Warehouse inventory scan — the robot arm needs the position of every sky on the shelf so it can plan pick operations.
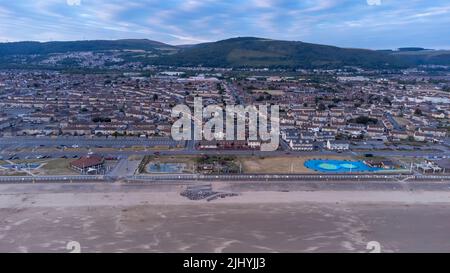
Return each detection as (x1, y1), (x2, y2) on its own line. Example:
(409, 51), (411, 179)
(0, 0), (449, 49)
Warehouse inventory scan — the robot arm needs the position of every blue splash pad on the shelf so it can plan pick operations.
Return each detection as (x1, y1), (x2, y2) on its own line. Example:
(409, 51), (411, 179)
(305, 160), (381, 173)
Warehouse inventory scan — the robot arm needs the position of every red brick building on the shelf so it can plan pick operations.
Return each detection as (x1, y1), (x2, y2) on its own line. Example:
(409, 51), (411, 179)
(70, 155), (105, 174)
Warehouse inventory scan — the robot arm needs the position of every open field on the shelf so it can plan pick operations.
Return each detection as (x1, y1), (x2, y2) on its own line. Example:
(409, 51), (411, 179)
(0, 171), (29, 176)
(141, 155), (408, 175)
(394, 157), (425, 164)
(128, 155), (144, 161)
(97, 146), (182, 152)
(64, 148), (89, 152)
(6, 159), (45, 164)
(38, 159), (78, 175)
(143, 155), (343, 175)
(18, 147), (63, 153)
(0, 158), (78, 176)
(355, 155), (387, 161)
(238, 155), (352, 174)
(393, 116), (412, 127)
(253, 89), (285, 96)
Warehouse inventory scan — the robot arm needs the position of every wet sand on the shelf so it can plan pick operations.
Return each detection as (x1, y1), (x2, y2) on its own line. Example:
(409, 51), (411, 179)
(2, 203), (450, 253)
(1, 183), (450, 253)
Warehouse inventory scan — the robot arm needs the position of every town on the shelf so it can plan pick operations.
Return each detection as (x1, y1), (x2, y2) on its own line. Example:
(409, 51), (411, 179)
(3, 0), (450, 255)
(0, 66), (449, 182)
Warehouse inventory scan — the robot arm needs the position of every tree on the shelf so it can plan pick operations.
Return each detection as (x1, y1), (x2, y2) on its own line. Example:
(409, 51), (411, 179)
(92, 117), (111, 123)
(317, 103), (326, 111)
(256, 95), (265, 102)
(352, 116), (378, 125)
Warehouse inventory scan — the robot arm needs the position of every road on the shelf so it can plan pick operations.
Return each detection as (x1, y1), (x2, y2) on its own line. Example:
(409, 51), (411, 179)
(0, 136), (184, 149)
(386, 113), (404, 131)
(1, 147), (447, 160)
(1, 136), (448, 159)
(107, 157), (141, 179)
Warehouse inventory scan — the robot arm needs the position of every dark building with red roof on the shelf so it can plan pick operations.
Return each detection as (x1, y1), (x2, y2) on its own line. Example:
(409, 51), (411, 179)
(70, 155), (105, 174)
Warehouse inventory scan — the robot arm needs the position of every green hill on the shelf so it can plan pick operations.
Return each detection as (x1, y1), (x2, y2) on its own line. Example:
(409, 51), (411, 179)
(392, 49), (450, 66)
(1, 37), (449, 69)
(154, 37), (407, 69)
(0, 39), (176, 55)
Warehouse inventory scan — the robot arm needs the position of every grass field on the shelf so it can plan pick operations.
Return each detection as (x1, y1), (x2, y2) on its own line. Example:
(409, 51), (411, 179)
(393, 116), (411, 127)
(237, 155), (353, 174)
(253, 89), (285, 96)
(95, 146), (176, 153)
(143, 155), (356, 174)
(8, 159), (44, 164)
(128, 155), (144, 161)
(39, 159), (78, 175)
(0, 171), (29, 176)
(355, 155), (387, 161)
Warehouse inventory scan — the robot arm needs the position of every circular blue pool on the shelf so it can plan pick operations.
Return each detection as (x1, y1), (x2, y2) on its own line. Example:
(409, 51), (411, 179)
(305, 160), (381, 173)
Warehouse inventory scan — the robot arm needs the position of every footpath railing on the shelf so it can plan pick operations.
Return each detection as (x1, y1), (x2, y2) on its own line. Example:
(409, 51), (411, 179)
(0, 175), (106, 183)
(127, 174), (450, 182)
(1, 174), (449, 184)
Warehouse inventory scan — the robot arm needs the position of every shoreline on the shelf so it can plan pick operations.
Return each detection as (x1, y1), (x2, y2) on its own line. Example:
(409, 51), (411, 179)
(3, 185), (450, 252)
(2, 190), (450, 208)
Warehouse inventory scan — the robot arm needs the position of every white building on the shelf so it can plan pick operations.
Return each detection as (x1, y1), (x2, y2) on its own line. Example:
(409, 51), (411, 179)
(289, 139), (314, 151)
(326, 140), (349, 151)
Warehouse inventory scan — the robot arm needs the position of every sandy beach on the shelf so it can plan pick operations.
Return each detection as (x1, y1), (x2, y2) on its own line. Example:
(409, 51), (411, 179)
(2, 190), (450, 208)
(2, 183), (450, 253)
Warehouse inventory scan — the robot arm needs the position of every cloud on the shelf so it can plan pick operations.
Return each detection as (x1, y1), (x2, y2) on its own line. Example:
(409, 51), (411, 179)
(302, 0), (339, 12)
(0, 0), (449, 49)
(411, 6), (450, 18)
(180, 0), (206, 11)
(366, 0), (381, 6)
(168, 34), (210, 44)
(252, 0), (275, 9)
(67, 0), (81, 6)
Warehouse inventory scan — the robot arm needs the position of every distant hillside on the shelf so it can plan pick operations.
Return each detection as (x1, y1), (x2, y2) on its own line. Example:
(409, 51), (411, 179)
(1, 37), (449, 69)
(154, 37), (407, 69)
(398, 47), (429, 52)
(392, 49), (450, 66)
(0, 39), (176, 55)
